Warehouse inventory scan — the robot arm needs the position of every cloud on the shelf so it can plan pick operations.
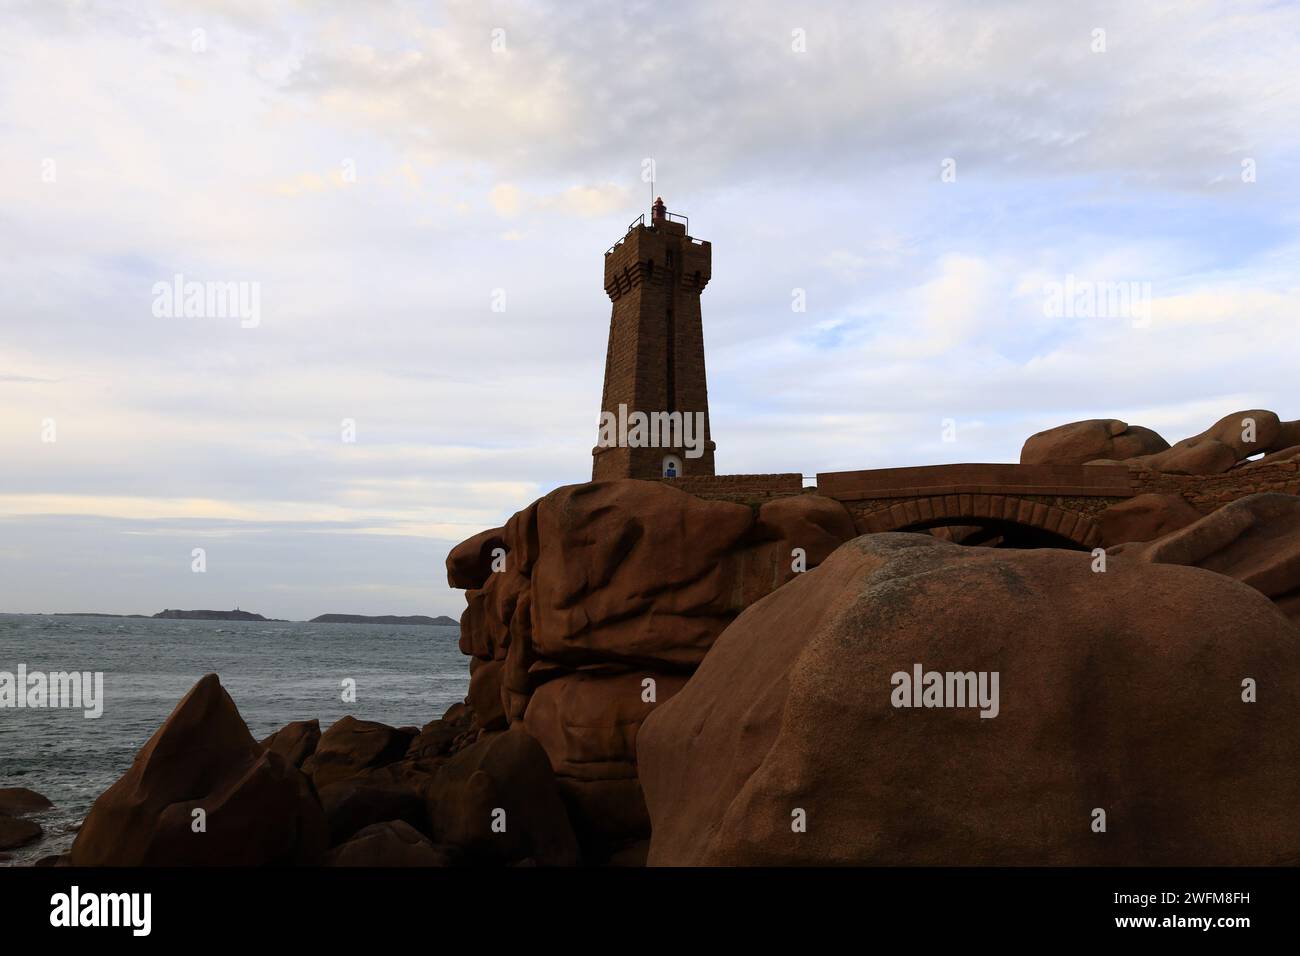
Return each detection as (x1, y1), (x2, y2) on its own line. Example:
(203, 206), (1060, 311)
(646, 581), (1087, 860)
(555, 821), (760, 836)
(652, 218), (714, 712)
(489, 183), (521, 216)
(1, 0), (1298, 616)
(489, 181), (628, 218)
(194, 0), (1300, 192)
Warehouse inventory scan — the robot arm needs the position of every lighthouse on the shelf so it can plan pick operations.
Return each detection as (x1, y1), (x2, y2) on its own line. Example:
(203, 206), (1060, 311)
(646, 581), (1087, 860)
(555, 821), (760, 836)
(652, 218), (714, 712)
(592, 198), (717, 480)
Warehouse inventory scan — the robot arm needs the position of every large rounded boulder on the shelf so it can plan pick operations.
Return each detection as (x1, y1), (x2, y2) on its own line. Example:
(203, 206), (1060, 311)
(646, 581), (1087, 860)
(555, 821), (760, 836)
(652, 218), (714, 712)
(1020, 419), (1168, 466)
(639, 534), (1300, 866)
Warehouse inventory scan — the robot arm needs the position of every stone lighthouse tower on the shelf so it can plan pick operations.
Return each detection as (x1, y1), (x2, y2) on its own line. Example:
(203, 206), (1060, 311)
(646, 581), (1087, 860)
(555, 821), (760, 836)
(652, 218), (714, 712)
(592, 198), (716, 480)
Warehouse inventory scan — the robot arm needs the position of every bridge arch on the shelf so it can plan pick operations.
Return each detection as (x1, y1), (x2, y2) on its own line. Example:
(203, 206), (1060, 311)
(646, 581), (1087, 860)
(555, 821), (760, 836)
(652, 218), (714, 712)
(856, 493), (1102, 550)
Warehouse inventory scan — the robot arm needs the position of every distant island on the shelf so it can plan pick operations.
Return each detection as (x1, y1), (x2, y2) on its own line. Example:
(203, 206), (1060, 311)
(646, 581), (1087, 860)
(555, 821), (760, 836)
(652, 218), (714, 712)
(52, 612), (149, 619)
(310, 614), (459, 626)
(37, 609), (458, 626)
(153, 608), (289, 622)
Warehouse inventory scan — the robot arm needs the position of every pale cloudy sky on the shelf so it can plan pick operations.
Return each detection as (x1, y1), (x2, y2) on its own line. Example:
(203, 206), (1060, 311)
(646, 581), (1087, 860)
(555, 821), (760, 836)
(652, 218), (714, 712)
(1, 0), (1298, 618)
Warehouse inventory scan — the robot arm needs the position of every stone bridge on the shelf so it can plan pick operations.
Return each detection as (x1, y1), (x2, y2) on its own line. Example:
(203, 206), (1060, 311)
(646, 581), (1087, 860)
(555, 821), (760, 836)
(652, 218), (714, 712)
(815, 463), (1136, 550)
(672, 455), (1300, 551)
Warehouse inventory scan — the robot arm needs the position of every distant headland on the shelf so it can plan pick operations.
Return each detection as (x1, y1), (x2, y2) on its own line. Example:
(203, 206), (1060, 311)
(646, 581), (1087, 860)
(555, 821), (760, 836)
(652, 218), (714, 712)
(309, 614), (458, 626)
(44, 609), (459, 626)
(51, 612), (150, 619)
(153, 608), (286, 622)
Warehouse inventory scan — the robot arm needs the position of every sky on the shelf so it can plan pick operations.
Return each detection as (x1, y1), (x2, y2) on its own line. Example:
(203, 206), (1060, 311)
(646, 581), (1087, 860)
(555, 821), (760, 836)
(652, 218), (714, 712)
(1, 0), (1299, 619)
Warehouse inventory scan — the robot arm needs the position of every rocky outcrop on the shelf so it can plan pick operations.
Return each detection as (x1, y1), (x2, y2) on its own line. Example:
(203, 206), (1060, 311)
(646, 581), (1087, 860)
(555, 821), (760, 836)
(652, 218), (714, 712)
(66, 674), (584, 866)
(296, 702), (578, 866)
(1249, 443), (1300, 467)
(1021, 419), (1168, 466)
(1271, 420), (1300, 453)
(467, 658), (508, 731)
(451, 480), (855, 673)
(446, 527), (507, 590)
(639, 534), (1300, 865)
(325, 821), (458, 867)
(1126, 410), (1287, 474)
(260, 719), (321, 768)
(0, 788), (52, 816)
(446, 480), (857, 849)
(425, 728), (578, 866)
(405, 702), (476, 760)
(1111, 493), (1300, 625)
(1097, 492), (1202, 546)
(318, 781), (430, 844)
(0, 787), (53, 852)
(68, 443), (1300, 869)
(1132, 439), (1239, 475)
(522, 669), (689, 851)
(1025, 410), (1300, 475)
(70, 674), (329, 866)
(302, 717), (416, 789)
(0, 814), (42, 850)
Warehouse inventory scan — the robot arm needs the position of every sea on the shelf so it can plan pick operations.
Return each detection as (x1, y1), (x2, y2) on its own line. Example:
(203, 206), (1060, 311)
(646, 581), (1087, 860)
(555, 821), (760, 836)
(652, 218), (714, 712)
(0, 613), (468, 866)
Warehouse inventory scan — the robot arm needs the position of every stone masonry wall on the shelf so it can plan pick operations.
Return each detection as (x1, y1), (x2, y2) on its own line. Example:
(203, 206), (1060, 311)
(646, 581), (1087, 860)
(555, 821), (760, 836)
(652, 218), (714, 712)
(1131, 459), (1300, 514)
(661, 473), (804, 503)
